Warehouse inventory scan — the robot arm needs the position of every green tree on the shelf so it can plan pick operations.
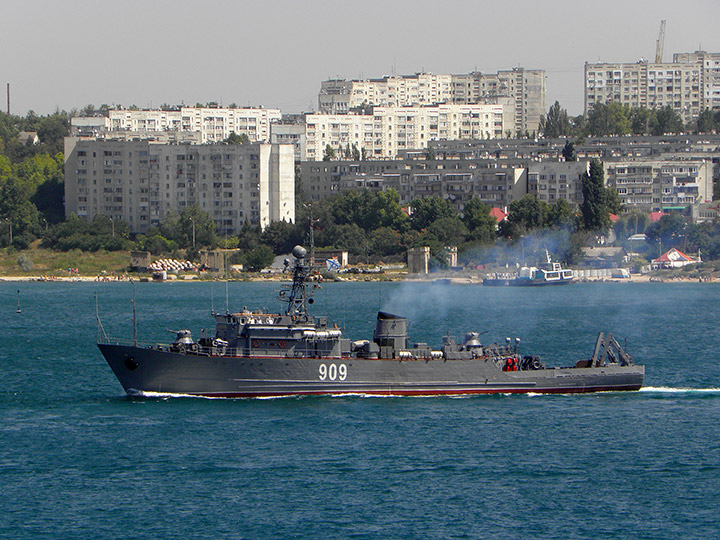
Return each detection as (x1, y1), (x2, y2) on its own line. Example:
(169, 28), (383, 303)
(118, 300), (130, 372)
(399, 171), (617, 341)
(545, 199), (575, 229)
(613, 211), (649, 241)
(368, 226), (404, 256)
(322, 144), (336, 161)
(426, 217), (468, 246)
(330, 189), (407, 232)
(586, 102), (631, 136)
(461, 197), (496, 243)
(410, 196), (456, 231)
(630, 107), (653, 135)
(539, 101), (572, 138)
(223, 132), (250, 144)
(260, 220), (303, 254)
(324, 223), (366, 255)
(236, 220), (261, 252)
(651, 106), (684, 135)
(696, 109), (716, 134)
(561, 140), (577, 162)
(243, 245), (275, 271)
(645, 213), (686, 250)
(179, 205), (217, 249)
(136, 234), (176, 255)
(501, 195), (548, 238)
(36, 114), (70, 155)
(0, 176), (41, 247)
(571, 114), (588, 138)
(158, 206), (216, 249)
(579, 159), (619, 231)
(0, 112), (19, 150)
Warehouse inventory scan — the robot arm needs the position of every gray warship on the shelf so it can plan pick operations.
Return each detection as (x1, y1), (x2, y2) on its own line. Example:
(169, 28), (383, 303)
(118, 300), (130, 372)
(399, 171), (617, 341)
(98, 246), (644, 397)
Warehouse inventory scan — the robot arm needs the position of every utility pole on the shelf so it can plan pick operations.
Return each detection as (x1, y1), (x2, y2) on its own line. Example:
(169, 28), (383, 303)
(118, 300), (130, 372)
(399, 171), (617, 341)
(6, 83), (9, 114)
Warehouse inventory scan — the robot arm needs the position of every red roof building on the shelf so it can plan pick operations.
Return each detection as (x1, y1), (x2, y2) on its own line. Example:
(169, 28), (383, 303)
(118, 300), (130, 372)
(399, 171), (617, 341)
(648, 211), (668, 223)
(652, 248), (700, 268)
(490, 207), (507, 223)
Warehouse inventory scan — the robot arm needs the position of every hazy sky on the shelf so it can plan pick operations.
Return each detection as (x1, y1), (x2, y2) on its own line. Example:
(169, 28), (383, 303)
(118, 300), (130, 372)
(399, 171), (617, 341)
(3, 0), (719, 117)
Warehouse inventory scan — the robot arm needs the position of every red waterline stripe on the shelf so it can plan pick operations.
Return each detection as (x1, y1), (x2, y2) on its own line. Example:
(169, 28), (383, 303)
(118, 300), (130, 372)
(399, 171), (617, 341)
(174, 384), (643, 399)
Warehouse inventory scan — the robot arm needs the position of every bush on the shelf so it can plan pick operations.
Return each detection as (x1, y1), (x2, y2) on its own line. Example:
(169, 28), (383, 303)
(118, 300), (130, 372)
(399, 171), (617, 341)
(244, 245), (275, 272)
(17, 253), (32, 272)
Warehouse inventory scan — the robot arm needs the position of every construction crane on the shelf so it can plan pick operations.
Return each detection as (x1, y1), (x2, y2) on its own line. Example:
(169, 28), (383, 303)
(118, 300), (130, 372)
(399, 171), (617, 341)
(655, 20), (666, 63)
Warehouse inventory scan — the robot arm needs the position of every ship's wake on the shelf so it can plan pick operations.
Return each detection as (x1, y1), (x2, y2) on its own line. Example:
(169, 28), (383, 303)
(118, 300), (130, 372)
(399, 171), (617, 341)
(640, 386), (720, 394)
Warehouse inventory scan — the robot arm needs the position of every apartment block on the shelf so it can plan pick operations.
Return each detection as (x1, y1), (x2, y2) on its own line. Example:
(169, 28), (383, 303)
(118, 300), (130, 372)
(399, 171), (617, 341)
(605, 159), (713, 213)
(319, 69), (545, 134)
(71, 107), (282, 144)
(319, 73), (454, 113)
(305, 103), (506, 160)
(527, 162), (589, 208)
(584, 51), (720, 123)
(270, 122), (306, 161)
(451, 69), (546, 134)
(300, 158), (527, 211)
(64, 138), (294, 235)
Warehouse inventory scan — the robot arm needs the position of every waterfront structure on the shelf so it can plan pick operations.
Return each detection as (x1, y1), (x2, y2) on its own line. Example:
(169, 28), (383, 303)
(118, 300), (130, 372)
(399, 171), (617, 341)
(64, 138), (294, 234)
(71, 107), (282, 143)
(305, 103), (506, 160)
(584, 51), (720, 122)
(319, 68), (545, 134)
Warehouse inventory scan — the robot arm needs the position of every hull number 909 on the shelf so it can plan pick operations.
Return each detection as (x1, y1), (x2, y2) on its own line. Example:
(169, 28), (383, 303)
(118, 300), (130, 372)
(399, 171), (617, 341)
(319, 363), (347, 381)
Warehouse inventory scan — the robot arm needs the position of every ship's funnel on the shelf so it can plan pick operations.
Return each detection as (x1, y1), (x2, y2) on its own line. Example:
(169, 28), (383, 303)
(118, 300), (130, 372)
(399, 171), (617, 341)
(374, 312), (408, 352)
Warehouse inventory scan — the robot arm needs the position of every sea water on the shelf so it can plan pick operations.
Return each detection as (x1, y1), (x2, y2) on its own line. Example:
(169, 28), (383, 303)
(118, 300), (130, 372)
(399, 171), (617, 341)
(1, 280), (719, 539)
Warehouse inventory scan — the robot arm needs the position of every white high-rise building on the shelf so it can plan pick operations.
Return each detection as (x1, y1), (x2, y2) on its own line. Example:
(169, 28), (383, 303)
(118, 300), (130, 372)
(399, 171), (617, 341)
(584, 51), (720, 122)
(64, 138), (294, 234)
(305, 103), (507, 160)
(319, 68), (545, 134)
(102, 106), (282, 143)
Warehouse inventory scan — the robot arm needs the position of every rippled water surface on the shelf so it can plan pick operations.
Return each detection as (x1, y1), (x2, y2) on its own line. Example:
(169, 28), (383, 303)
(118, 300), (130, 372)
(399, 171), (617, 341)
(2, 281), (719, 539)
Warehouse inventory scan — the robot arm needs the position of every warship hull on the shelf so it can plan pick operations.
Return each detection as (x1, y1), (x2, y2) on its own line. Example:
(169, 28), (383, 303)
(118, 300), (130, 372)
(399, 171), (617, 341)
(98, 343), (644, 398)
(97, 246), (643, 398)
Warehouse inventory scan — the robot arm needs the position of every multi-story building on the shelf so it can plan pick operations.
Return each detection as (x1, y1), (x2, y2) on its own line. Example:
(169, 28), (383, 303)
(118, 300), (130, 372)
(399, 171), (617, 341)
(672, 51), (720, 111)
(319, 73), (454, 113)
(301, 141), (717, 218)
(270, 122), (306, 161)
(319, 69), (545, 134)
(584, 51), (720, 123)
(71, 107), (282, 143)
(527, 162), (589, 208)
(64, 138), (294, 235)
(605, 158), (713, 213)
(300, 158), (527, 211)
(451, 68), (546, 134)
(305, 103), (506, 160)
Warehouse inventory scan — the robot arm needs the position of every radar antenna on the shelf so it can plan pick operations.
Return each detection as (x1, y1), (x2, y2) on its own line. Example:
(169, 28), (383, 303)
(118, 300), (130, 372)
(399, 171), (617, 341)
(279, 246), (314, 320)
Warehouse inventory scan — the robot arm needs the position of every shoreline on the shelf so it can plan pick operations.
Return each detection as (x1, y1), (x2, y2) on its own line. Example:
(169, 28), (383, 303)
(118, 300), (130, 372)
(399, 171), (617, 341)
(1, 273), (716, 284)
